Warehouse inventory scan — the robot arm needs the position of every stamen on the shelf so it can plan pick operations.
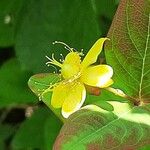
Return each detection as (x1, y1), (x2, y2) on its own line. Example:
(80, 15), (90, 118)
(61, 72), (81, 85)
(46, 55), (53, 61)
(46, 63), (58, 73)
(45, 54), (62, 68)
(79, 49), (84, 56)
(64, 46), (70, 51)
(60, 53), (64, 62)
(51, 53), (55, 60)
(52, 41), (73, 52)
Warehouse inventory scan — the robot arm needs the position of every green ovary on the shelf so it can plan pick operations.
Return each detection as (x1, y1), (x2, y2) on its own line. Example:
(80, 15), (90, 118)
(61, 63), (80, 79)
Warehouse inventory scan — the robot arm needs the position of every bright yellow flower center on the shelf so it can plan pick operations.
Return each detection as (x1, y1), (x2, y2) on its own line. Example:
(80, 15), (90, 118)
(61, 52), (81, 79)
(61, 63), (80, 79)
(46, 47), (82, 80)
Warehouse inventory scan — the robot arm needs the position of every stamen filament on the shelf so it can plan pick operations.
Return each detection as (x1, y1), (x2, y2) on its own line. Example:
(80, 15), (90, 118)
(46, 55), (62, 68)
(52, 41), (73, 52)
(46, 55), (53, 61)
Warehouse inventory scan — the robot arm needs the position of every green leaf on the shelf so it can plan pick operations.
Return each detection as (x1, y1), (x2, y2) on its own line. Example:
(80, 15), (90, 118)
(115, 0), (120, 5)
(28, 73), (64, 122)
(0, 124), (16, 139)
(11, 107), (62, 150)
(54, 104), (150, 150)
(105, 0), (150, 103)
(28, 73), (61, 96)
(94, 0), (117, 19)
(15, 0), (100, 73)
(0, 0), (24, 47)
(139, 145), (150, 150)
(0, 124), (16, 150)
(44, 113), (62, 150)
(94, 0), (118, 36)
(0, 58), (36, 107)
(0, 141), (4, 150)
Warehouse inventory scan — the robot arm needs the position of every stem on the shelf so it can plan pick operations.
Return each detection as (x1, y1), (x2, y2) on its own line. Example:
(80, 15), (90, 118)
(105, 87), (140, 106)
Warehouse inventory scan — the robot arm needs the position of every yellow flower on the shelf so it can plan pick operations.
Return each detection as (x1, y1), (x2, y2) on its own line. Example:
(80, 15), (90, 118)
(46, 38), (113, 118)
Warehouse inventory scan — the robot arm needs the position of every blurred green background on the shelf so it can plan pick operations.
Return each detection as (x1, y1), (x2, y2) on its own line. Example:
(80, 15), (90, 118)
(2, 0), (149, 150)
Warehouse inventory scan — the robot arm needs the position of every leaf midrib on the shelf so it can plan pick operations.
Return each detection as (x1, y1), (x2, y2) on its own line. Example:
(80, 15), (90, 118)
(126, 0), (150, 100)
(139, 14), (150, 100)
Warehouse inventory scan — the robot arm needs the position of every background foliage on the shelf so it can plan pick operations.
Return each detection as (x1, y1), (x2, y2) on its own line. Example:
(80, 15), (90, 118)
(0, 0), (149, 149)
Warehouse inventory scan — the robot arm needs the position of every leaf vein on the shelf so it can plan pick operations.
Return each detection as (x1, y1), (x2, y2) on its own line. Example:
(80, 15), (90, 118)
(69, 108), (135, 150)
(126, 1), (143, 58)
(139, 13), (150, 100)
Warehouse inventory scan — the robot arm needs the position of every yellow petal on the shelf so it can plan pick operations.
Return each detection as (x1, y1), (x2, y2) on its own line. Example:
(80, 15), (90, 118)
(51, 82), (70, 108)
(61, 52), (81, 79)
(80, 65), (113, 88)
(63, 52), (81, 65)
(101, 79), (114, 88)
(62, 82), (86, 118)
(81, 38), (109, 69)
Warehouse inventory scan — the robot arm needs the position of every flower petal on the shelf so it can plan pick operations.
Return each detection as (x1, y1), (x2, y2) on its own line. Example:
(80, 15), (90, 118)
(63, 52), (81, 65)
(101, 79), (114, 88)
(62, 82), (86, 118)
(61, 52), (81, 79)
(81, 38), (109, 69)
(51, 82), (70, 108)
(80, 65), (113, 88)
